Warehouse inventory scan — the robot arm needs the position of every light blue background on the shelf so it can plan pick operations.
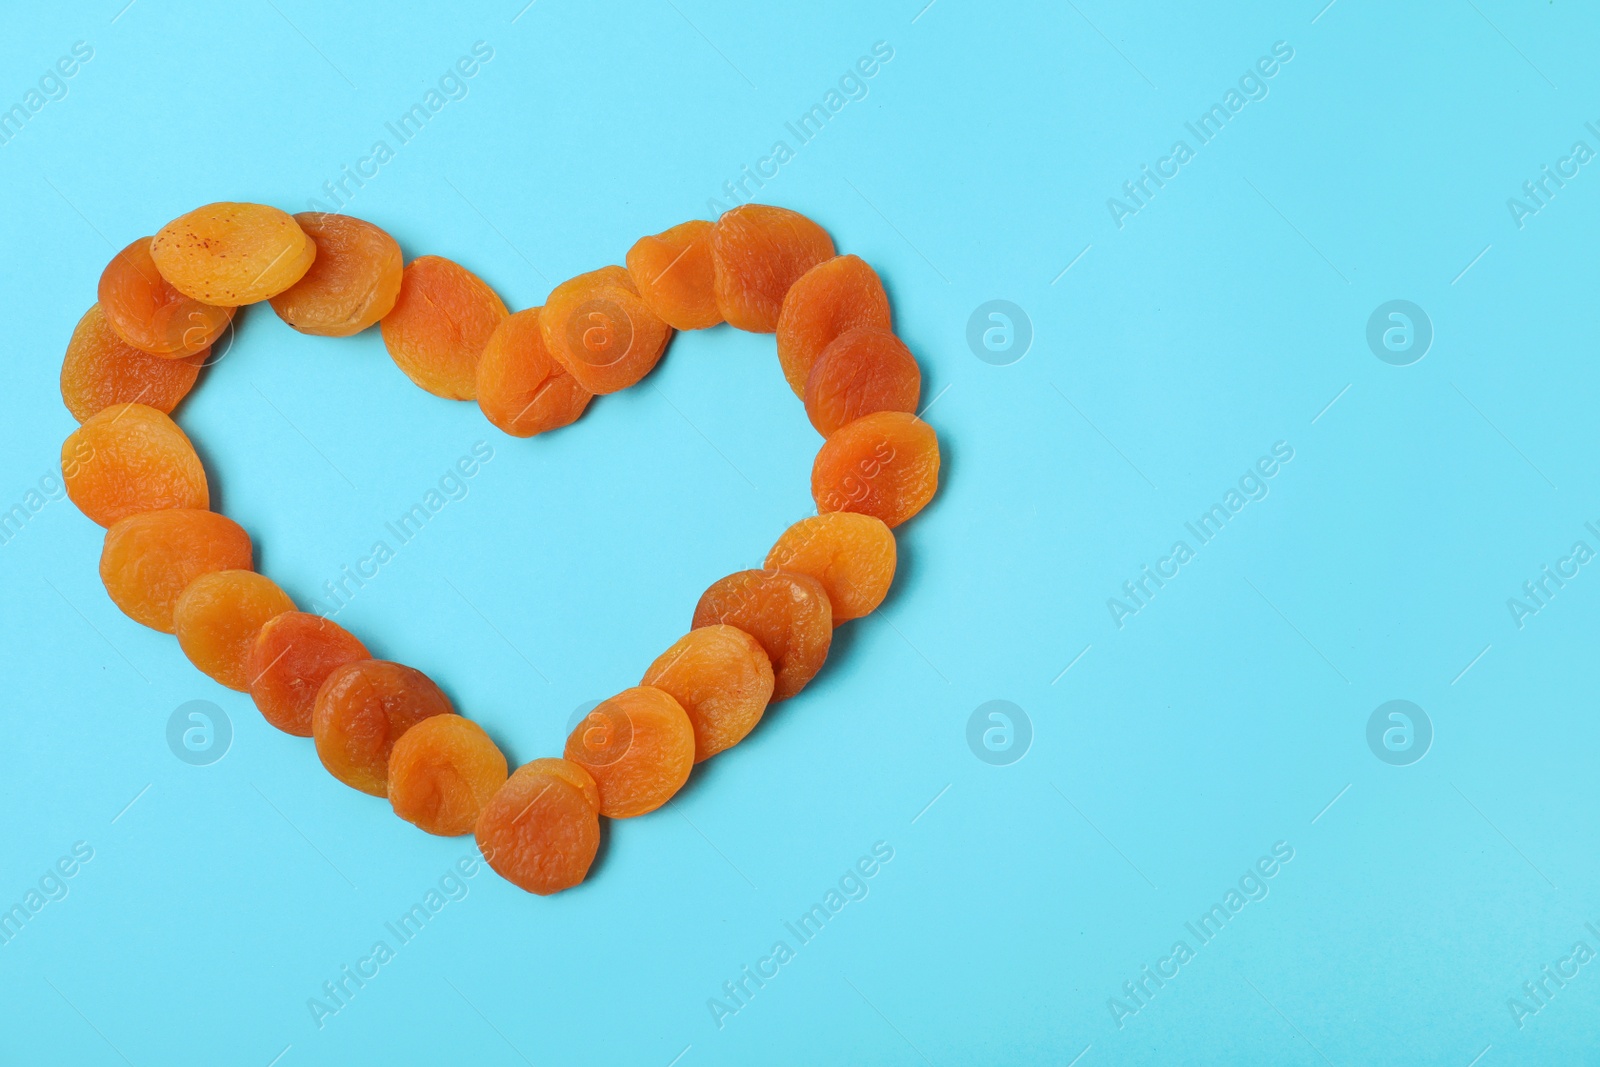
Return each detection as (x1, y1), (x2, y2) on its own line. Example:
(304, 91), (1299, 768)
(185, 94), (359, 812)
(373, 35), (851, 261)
(2, 1), (1597, 1063)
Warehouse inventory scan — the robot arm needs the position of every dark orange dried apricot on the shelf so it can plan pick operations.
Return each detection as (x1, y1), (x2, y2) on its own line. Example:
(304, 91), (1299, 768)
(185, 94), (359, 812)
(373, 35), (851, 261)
(563, 686), (694, 818)
(99, 509), (253, 633)
(173, 570), (295, 691)
(312, 660), (453, 797)
(691, 570), (832, 701)
(775, 255), (890, 396)
(98, 237), (234, 358)
(389, 715), (509, 836)
(380, 255), (509, 400)
(476, 758), (601, 895)
(626, 220), (721, 331)
(642, 625), (774, 762)
(270, 213), (403, 336)
(62, 403), (209, 527)
(248, 612), (371, 737)
(539, 266), (672, 395)
(710, 205), (835, 332)
(804, 326), (921, 436)
(812, 411), (939, 528)
(61, 304), (203, 423)
(765, 512), (896, 623)
(476, 307), (593, 436)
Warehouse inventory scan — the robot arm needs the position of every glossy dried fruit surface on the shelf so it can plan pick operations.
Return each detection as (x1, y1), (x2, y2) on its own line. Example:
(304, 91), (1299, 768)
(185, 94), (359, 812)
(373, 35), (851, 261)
(775, 255), (890, 396)
(380, 255), (508, 400)
(476, 758), (601, 896)
(269, 213), (403, 336)
(626, 220), (721, 331)
(61, 304), (203, 423)
(389, 714), (509, 836)
(174, 570), (294, 691)
(711, 205), (835, 332)
(563, 686), (694, 818)
(248, 612), (370, 737)
(765, 512), (896, 623)
(692, 570), (832, 701)
(476, 307), (593, 436)
(98, 237), (234, 357)
(812, 411), (940, 528)
(151, 202), (315, 304)
(539, 265), (672, 395)
(313, 660), (454, 797)
(642, 625), (774, 762)
(62, 403), (208, 527)
(804, 326), (921, 436)
(100, 509), (252, 633)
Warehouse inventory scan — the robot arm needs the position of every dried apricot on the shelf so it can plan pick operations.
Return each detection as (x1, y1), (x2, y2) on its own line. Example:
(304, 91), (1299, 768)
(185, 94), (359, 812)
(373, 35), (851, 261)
(98, 237), (234, 358)
(625, 220), (721, 331)
(476, 758), (601, 895)
(775, 255), (890, 396)
(62, 403), (208, 527)
(539, 266), (672, 395)
(711, 205), (835, 332)
(804, 326), (921, 436)
(563, 686), (694, 818)
(248, 612), (370, 737)
(269, 213), (403, 336)
(389, 715), (509, 836)
(150, 202), (315, 304)
(60, 304), (203, 423)
(476, 307), (593, 436)
(380, 255), (508, 400)
(765, 513), (896, 623)
(173, 570), (295, 691)
(641, 625), (773, 762)
(692, 570), (832, 701)
(812, 411), (939, 528)
(100, 509), (252, 632)
(313, 660), (453, 796)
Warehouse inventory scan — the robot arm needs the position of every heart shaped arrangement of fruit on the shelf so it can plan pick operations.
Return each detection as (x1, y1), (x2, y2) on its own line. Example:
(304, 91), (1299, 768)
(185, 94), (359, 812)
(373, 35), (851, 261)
(58, 201), (940, 895)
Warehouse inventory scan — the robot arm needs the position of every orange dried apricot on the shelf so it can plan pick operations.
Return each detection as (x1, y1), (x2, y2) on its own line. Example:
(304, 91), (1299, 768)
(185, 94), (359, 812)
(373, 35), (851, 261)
(388, 714), (509, 836)
(100, 509), (252, 632)
(379, 255), (508, 400)
(476, 757), (600, 895)
(625, 220), (721, 331)
(98, 237), (234, 358)
(642, 625), (773, 762)
(150, 202), (315, 304)
(539, 265), (672, 395)
(60, 304), (203, 423)
(313, 660), (453, 796)
(804, 326), (921, 436)
(812, 410), (939, 528)
(248, 612), (370, 737)
(476, 307), (593, 436)
(775, 255), (890, 396)
(173, 570), (295, 691)
(692, 570), (832, 701)
(711, 205), (835, 332)
(62, 403), (208, 527)
(269, 213), (403, 336)
(563, 686), (694, 818)
(765, 512), (896, 623)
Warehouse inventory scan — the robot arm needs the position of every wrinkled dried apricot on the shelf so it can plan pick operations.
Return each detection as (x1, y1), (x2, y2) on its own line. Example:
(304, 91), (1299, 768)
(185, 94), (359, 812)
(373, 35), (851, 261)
(380, 255), (508, 400)
(151, 202), (315, 305)
(269, 213), (403, 336)
(173, 570), (295, 691)
(389, 714), (509, 836)
(692, 570), (832, 701)
(98, 237), (234, 358)
(711, 205), (835, 332)
(100, 509), (252, 632)
(642, 625), (773, 762)
(248, 612), (370, 737)
(564, 686), (694, 818)
(626, 220), (721, 331)
(313, 660), (453, 796)
(804, 326), (921, 436)
(765, 513), (896, 623)
(476, 307), (593, 436)
(476, 758), (600, 895)
(775, 255), (890, 396)
(539, 266), (672, 395)
(62, 403), (209, 527)
(61, 304), (203, 423)
(812, 411), (939, 528)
